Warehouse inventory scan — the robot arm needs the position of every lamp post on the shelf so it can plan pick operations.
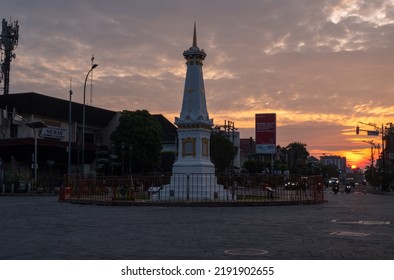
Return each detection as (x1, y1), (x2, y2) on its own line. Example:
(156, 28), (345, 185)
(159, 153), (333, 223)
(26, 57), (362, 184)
(13, 114), (46, 186)
(121, 142), (125, 175)
(68, 86), (73, 180)
(129, 145), (133, 175)
(81, 63), (98, 176)
(33, 127), (37, 183)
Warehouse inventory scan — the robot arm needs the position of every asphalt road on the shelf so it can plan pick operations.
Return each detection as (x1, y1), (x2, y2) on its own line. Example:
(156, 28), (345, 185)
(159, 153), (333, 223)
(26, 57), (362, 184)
(0, 188), (393, 260)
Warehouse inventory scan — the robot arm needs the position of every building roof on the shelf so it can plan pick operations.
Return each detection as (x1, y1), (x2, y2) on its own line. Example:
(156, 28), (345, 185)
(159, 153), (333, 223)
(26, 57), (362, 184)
(307, 156), (320, 164)
(1, 92), (177, 143)
(152, 114), (177, 143)
(0, 92), (117, 126)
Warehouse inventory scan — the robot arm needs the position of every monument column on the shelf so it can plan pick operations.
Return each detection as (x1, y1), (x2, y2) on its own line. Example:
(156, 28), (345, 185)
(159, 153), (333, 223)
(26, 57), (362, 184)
(172, 22), (215, 174)
(156, 23), (229, 201)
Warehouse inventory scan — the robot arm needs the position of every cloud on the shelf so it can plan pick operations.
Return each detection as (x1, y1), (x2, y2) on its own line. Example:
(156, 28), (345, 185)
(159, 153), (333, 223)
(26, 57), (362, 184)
(3, 0), (394, 168)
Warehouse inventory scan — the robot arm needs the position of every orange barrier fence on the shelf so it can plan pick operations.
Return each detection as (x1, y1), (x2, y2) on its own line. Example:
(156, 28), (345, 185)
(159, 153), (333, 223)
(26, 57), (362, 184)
(60, 173), (324, 206)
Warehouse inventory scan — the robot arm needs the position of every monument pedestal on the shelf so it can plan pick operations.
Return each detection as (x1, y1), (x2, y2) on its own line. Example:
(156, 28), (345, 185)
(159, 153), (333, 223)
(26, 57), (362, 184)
(154, 160), (229, 201)
(155, 174), (229, 201)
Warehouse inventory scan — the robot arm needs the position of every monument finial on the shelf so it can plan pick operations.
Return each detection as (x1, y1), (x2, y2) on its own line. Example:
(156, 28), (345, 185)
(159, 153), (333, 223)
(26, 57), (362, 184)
(193, 21), (197, 47)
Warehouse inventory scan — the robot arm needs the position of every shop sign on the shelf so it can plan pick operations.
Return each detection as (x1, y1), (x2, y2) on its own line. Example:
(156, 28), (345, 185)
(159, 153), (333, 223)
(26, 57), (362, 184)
(40, 126), (67, 139)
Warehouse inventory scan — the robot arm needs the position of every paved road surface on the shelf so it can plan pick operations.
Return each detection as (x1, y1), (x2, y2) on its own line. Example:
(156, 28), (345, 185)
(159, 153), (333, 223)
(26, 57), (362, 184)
(0, 189), (393, 259)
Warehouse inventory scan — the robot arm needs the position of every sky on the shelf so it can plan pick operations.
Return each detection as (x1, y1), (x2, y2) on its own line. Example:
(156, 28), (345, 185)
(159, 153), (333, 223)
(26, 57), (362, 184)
(2, 0), (394, 169)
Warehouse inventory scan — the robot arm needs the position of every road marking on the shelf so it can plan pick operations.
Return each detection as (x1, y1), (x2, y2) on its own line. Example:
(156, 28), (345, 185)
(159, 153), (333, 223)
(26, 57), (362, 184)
(330, 231), (370, 237)
(224, 248), (269, 256)
(331, 220), (390, 225)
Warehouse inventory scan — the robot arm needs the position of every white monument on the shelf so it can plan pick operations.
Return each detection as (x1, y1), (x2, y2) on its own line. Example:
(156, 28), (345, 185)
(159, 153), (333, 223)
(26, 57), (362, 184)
(154, 24), (229, 201)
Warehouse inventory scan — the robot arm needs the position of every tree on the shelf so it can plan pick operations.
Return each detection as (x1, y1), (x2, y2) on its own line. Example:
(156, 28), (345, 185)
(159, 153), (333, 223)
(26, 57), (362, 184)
(242, 159), (267, 174)
(365, 164), (392, 191)
(321, 164), (339, 179)
(286, 142), (309, 174)
(210, 132), (238, 172)
(275, 145), (289, 170)
(111, 110), (162, 173)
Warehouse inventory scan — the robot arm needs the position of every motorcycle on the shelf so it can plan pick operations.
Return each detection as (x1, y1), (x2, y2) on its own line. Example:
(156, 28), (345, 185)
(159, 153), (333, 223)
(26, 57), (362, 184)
(345, 184), (352, 194)
(332, 183), (339, 194)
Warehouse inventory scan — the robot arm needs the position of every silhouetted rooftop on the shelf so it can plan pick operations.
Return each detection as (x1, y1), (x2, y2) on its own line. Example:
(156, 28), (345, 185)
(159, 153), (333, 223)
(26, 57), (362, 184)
(0, 92), (117, 126)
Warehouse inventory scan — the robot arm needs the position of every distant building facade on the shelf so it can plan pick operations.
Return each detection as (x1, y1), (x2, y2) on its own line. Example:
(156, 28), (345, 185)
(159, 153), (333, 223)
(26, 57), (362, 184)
(239, 137), (256, 168)
(0, 92), (176, 191)
(320, 155), (346, 174)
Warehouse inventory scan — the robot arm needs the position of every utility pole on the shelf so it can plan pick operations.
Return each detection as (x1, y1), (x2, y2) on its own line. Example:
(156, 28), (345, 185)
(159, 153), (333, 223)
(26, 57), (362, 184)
(90, 55), (95, 105)
(68, 79), (73, 180)
(214, 120), (238, 173)
(357, 121), (384, 168)
(363, 140), (380, 180)
(226, 120), (236, 172)
(357, 121), (394, 190)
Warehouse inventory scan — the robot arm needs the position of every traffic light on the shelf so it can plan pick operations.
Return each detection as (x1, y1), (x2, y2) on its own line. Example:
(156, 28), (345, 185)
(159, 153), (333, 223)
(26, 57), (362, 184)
(356, 125), (360, 135)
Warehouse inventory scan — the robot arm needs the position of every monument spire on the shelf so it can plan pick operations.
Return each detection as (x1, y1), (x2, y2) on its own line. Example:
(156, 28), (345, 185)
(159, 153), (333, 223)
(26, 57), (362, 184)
(176, 23), (212, 128)
(193, 21), (197, 47)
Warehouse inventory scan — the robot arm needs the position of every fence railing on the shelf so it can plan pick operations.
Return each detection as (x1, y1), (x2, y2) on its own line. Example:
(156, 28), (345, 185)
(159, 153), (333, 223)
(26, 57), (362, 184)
(59, 173), (324, 206)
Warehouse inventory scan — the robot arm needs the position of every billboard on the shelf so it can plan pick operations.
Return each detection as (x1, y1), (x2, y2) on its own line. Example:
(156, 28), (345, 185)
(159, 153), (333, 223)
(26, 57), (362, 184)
(255, 113), (276, 154)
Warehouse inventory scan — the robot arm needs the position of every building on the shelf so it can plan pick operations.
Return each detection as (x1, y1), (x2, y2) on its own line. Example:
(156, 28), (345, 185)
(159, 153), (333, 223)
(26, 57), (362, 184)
(0, 92), (176, 191)
(239, 137), (256, 168)
(320, 155), (346, 175)
(307, 156), (320, 166)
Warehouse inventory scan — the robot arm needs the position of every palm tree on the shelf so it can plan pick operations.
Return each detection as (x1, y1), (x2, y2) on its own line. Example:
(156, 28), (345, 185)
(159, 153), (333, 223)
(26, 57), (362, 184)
(286, 142), (309, 173)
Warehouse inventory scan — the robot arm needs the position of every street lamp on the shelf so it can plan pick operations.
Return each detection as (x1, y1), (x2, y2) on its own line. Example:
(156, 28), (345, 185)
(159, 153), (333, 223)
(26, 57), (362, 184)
(81, 63), (98, 176)
(68, 86), (73, 180)
(13, 114), (46, 186)
(129, 145), (133, 175)
(121, 142), (125, 175)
